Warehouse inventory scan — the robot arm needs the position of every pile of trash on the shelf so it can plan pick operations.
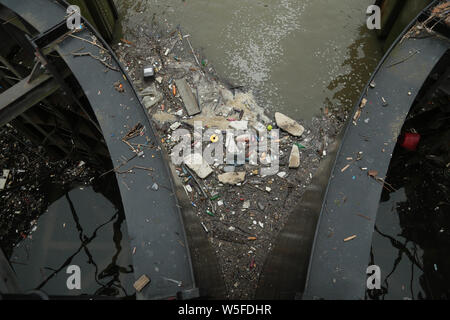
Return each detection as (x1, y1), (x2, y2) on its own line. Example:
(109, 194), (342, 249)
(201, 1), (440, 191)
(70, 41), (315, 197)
(114, 25), (339, 299)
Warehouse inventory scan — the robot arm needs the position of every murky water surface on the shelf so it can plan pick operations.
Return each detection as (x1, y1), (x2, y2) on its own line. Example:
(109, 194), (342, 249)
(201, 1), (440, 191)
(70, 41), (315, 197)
(368, 86), (450, 300)
(370, 184), (450, 300)
(10, 186), (134, 298)
(115, 0), (383, 120)
(370, 188), (426, 299)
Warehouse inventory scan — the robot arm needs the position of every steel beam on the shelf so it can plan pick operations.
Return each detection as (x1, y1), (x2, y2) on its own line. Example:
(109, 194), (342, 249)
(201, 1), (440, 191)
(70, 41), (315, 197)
(0, 73), (60, 127)
(0, 73), (62, 127)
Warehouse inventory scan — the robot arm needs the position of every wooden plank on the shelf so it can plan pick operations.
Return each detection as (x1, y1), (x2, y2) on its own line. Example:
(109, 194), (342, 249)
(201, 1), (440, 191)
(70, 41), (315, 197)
(134, 274), (151, 292)
(175, 78), (201, 116)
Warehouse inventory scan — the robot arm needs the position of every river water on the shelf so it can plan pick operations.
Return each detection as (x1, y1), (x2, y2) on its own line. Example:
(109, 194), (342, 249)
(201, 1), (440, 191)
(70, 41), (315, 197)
(115, 0), (383, 121)
(10, 186), (135, 298)
(4, 0), (446, 300)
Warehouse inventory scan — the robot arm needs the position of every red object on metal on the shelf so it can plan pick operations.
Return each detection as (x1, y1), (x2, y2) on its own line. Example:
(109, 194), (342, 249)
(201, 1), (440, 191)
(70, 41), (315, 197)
(400, 132), (421, 151)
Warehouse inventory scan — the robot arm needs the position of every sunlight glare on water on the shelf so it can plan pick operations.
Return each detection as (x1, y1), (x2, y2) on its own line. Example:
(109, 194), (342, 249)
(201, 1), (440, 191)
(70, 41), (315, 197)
(115, 0), (382, 120)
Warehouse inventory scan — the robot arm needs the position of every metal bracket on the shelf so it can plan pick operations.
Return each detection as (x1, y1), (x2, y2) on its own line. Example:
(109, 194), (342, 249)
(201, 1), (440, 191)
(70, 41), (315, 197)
(30, 20), (70, 50)
(28, 61), (45, 83)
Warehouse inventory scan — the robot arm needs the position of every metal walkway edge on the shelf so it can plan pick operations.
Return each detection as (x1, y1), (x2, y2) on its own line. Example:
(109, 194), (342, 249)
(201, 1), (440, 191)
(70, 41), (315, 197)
(0, 0), (198, 300)
(257, 0), (449, 300)
(303, 2), (450, 299)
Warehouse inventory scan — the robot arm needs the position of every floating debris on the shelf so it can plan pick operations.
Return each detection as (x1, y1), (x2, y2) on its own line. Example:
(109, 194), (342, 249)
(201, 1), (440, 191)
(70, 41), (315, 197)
(175, 78), (200, 116)
(344, 235), (357, 242)
(289, 145), (300, 169)
(143, 66), (155, 79)
(360, 98), (368, 109)
(151, 183), (159, 191)
(0, 169), (10, 190)
(368, 170), (379, 178)
(275, 112), (305, 137)
(229, 121), (248, 131)
(170, 122), (182, 131)
(201, 222), (209, 233)
(114, 81), (125, 92)
(134, 275), (151, 292)
(218, 172), (246, 185)
(277, 172), (287, 178)
(184, 154), (213, 179)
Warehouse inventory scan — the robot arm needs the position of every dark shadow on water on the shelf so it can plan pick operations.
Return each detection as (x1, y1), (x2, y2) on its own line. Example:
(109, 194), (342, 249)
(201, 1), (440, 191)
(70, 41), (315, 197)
(367, 51), (450, 300)
(9, 175), (136, 299)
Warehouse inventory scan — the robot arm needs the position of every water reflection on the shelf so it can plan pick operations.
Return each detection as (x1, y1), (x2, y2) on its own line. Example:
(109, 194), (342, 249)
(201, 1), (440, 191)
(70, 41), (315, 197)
(325, 25), (382, 116)
(368, 188), (426, 300)
(368, 152), (450, 300)
(9, 186), (135, 299)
